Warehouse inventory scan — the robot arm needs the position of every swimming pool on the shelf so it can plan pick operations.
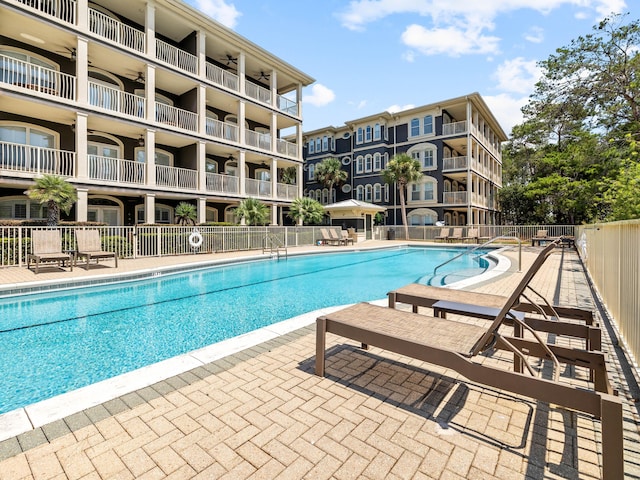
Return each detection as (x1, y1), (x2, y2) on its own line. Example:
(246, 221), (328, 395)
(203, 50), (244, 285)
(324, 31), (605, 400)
(0, 246), (492, 415)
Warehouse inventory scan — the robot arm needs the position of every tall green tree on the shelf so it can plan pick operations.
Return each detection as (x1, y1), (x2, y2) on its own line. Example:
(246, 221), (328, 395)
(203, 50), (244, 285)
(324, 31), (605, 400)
(288, 197), (325, 225)
(27, 174), (77, 226)
(235, 198), (269, 225)
(381, 153), (422, 239)
(314, 157), (347, 203)
(279, 166), (297, 185)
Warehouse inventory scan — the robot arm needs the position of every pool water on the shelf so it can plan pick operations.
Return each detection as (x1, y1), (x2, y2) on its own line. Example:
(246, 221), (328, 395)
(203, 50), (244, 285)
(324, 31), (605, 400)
(0, 246), (490, 414)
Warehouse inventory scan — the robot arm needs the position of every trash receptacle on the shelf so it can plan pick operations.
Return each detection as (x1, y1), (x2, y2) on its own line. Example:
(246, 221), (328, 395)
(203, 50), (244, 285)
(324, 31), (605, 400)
(387, 229), (395, 240)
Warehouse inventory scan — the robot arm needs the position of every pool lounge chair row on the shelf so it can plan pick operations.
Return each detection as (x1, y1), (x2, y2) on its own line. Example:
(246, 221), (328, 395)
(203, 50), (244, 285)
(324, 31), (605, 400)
(434, 227), (489, 243)
(28, 229), (118, 273)
(318, 228), (354, 246)
(315, 240), (623, 479)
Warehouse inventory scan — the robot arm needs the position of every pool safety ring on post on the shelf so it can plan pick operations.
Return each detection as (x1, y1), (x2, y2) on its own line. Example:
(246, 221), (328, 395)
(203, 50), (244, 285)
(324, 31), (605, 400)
(189, 228), (203, 249)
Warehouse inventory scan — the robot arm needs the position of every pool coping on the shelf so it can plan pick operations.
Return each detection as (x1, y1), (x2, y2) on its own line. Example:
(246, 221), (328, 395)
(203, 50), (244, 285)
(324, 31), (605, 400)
(0, 245), (510, 443)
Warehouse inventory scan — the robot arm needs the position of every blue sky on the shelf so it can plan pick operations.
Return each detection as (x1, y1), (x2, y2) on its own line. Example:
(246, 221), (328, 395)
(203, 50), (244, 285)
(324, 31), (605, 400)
(185, 0), (629, 137)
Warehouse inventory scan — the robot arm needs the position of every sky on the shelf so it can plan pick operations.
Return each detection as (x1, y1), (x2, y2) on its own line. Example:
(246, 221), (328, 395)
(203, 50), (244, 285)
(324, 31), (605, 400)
(185, 0), (630, 137)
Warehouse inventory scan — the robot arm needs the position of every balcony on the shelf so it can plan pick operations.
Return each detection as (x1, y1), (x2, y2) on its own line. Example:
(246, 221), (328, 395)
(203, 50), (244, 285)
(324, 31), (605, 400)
(205, 62), (239, 92)
(276, 138), (297, 158)
(1, 141), (75, 176)
(1, 55), (76, 100)
(276, 183), (297, 201)
(205, 118), (239, 143)
(245, 130), (271, 151)
(442, 120), (467, 136)
(13, 0), (76, 24)
(89, 8), (145, 53)
(89, 82), (145, 118)
(155, 39), (197, 75)
(155, 103), (198, 132)
(443, 156), (468, 172)
(442, 191), (468, 205)
(277, 95), (298, 116)
(205, 172), (239, 195)
(156, 165), (197, 190)
(245, 81), (271, 105)
(88, 155), (145, 185)
(245, 178), (271, 197)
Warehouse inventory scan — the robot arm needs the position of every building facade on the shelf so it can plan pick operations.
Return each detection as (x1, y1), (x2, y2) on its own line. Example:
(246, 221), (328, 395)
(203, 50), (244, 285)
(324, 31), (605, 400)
(303, 93), (507, 227)
(0, 0), (314, 225)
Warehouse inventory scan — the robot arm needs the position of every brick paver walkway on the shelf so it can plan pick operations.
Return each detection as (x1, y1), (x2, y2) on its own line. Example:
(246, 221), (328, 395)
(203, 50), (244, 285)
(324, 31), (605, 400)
(0, 243), (638, 479)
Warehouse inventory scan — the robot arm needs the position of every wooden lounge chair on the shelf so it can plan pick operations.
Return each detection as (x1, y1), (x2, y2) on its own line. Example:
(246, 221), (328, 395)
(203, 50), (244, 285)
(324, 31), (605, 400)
(462, 228), (479, 243)
(75, 229), (118, 270)
(434, 227), (449, 242)
(531, 229), (559, 246)
(315, 241), (623, 479)
(328, 228), (347, 246)
(318, 228), (336, 246)
(27, 230), (73, 273)
(340, 230), (354, 245)
(446, 227), (463, 242)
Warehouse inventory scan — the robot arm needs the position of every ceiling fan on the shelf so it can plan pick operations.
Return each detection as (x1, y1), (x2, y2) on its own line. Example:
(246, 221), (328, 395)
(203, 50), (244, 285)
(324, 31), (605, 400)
(55, 46), (76, 61)
(224, 54), (238, 66)
(256, 71), (270, 81)
(131, 71), (145, 83)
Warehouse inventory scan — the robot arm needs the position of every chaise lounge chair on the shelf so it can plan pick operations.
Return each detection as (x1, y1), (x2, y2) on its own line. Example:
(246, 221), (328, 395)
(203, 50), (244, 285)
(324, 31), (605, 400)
(340, 230), (354, 245)
(434, 227), (449, 242)
(27, 229), (73, 273)
(75, 229), (118, 270)
(328, 228), (347, 246)
(531, 229), (559, 246)
(315, 241), (623, 479)
(446, 227), (463, 242)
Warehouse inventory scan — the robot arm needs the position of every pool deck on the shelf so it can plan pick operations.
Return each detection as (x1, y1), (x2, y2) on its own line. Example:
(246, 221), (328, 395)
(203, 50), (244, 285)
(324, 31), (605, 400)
(0, 241), (639, 479)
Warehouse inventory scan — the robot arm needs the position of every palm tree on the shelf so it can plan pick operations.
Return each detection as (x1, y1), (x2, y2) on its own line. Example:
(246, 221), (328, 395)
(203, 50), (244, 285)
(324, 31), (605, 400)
(381, 153), (422, 240)
(27, 174), (77, 226)
(235, 198), (270, 225)
(288, 197), (325, 225)
(315, 157), (347, 203)
(174, 202), (197, 225)
(279, 166), (297, 185)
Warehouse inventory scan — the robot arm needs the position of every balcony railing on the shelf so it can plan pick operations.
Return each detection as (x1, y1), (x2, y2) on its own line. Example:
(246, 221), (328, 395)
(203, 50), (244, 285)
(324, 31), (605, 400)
(89, 8), (145, 53)
(1, 55), (76, 100)
(276, 183), (297, 200)
(205, 118), (239, 142)
(442, 120), (467, 136)
(89, 82), (145, 118)
(443, 156), (468, 171)
(205, 173), (239, 194)
(1, 141), (75, 176)
(245, 178), (271, 197)
(277, 95), (298, 116)
(155, 39), (197, 74)
(14, 0), (76, 24)
(442, 191), (468, 205)
(156, 165), (197, 190)
(155, 103), (198, 131)
(276, 138), (298, 158)
(88, 155), (145, 185)
(245, 130), (271, 150)
(245, 81), (271, 104)
(205, 62), (239, 91)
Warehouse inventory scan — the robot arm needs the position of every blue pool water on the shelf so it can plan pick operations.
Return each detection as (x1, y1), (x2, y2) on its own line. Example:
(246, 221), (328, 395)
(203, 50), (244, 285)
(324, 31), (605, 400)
(0, 246), (490, 414)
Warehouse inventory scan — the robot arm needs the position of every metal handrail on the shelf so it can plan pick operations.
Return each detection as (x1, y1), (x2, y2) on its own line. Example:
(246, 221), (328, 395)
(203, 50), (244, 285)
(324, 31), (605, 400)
(263, 233), (287, 258)
(433, 232), (521, 276)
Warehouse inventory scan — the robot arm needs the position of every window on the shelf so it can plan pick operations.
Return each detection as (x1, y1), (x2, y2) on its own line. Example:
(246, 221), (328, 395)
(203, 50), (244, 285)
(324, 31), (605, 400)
(408, 208), (438, 226)
(356, 185), (364, 201)
(365, 184), (372, 202)
(408, 143), (437, 171)
(373, 153), (382, 171)
(423, 115), (433, 135)
(205, 157), (217, 173)
(136, 204), (172, 224)
(308, 163), (315, 181)
(410, 118), (420, 136)
(423, 150), (434, 169)
(0, 198), (46, 220)
(374, 123), (381, 140)
(356, 156), (364, 174)
(136, 148), (173, 166)
(374, 184), (382, 202)
(89, 70), (123, 111)
(315, 138), (321, 152)
(365, 154), (372, 172)
(322, 189), (329, 204)
(308, 140), (314, 154)
(365, 126), (372, 142)
(0, 122), (57, 171)
(384, 184), (389, 202)
(424, 182), (434, 200)
(322, 135), (328, 151)
(357, 127), (363, 144)
(411, 184), (421, 201)
(0, 48), (58, 90)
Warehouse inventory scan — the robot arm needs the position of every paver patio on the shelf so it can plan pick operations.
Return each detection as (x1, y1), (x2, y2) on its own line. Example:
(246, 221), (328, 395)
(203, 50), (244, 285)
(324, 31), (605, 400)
(0, 243), (638, 479)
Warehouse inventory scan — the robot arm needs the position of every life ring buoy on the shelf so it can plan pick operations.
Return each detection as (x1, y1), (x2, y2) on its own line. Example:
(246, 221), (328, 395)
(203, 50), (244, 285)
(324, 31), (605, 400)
(189, 230), (203, 249)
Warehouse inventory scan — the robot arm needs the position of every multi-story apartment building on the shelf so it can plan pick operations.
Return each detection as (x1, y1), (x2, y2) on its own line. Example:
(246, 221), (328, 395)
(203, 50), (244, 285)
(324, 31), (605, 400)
(303, 93), (507, 227)
(0, 0), (313, 225)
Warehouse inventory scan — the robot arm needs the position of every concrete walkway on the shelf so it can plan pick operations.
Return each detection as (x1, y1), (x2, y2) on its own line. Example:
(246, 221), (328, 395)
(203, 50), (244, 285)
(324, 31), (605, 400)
(0, 243), (638, 479)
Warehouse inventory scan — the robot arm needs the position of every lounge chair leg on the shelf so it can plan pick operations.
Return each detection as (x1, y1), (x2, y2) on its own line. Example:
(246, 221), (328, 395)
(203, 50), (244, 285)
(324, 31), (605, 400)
(514, 322), (524, 374)
(601, 394), (624, 479)
(315, 318), (326, 376)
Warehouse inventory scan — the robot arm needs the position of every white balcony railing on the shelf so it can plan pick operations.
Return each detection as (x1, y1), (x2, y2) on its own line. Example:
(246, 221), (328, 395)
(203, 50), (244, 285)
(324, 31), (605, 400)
(276, 138), (298, 158)
(14, 0), (76, 23)
(89, 82), (145, 118)
(89, 8), (145, 53)
(155, 39), (197, 74)
(245, 81), (271, 104)
(276, 183), (297, 200)
(245, 178), (271, 197)
(88, 155), (145, 185)
(205, 173), (240, 194)
(205, 118), (239, 142)
(1, 141), (75, 176)
(443, 156), (468, 171)
(442, 191), (468, 205)
(277, 95), (298, 116)
(1, 54), (76, 100)
(442, 120), (467, 136)
(205, 62), (239, 91)
(155, 103), (198, 131)
(245, 130), (271, 150)
(156, 165), (197, 190)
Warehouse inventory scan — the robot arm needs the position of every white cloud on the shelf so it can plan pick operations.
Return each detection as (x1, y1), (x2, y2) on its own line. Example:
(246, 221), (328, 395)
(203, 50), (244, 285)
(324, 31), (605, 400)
(401, 24), (501, 57)
(493, 57), (542, 94)
(190, 0), (241, 28)
(386, 104), (415, 113)
(303, 84), (336, 107)
(524, 26), (544, 43)
(483, 93), (529, 137)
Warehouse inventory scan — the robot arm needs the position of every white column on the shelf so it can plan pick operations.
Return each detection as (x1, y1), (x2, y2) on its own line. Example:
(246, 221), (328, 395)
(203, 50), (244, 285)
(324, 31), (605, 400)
(145, 3), (156, 58)
(197, 140), (206, 191)
(297, 164), (303, 198)
(144, 194), (155, 224)
(76, 0), (88, 33)
(145, 129), (156, 186)
(270, 70), (277, 108)
(198, 84), (207, 135)
(145, 65), (156, 121)
(76, 188), (88, 222)
(270, 112), (277, 155)
(197, 197), (207, 224)
(238, 52), (246, 95)
(75, 112), (88, 180)
(271, 204), (277, 225)
(238, 150), (246, 196)
(197, 29), (206, 78)
(270, 158), (277, 200)
(238, 101), (246, 144)
(75, 37), (89, 104)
